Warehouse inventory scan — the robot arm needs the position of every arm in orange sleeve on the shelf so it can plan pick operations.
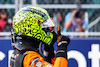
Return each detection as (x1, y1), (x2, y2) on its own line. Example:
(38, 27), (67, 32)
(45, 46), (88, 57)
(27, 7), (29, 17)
(54, 57), (68, 67)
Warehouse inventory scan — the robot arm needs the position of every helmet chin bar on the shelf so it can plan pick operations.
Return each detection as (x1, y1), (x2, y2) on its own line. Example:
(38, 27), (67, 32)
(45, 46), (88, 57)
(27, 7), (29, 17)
(41, 18), (55, 28)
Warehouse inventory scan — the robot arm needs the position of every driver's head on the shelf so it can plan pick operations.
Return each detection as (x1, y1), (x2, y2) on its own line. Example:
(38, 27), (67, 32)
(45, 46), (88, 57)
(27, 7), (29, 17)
(13, 6), (55, 46)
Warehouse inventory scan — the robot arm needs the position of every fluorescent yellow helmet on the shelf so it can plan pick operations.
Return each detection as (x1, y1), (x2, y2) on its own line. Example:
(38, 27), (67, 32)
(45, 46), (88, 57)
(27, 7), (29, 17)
(13, 6), (55, 45)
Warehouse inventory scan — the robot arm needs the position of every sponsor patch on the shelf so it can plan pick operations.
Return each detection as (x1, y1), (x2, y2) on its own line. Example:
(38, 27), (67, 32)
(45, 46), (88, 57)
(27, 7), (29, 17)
(35, 61), (42, 66)
(30, 57), (39, 66)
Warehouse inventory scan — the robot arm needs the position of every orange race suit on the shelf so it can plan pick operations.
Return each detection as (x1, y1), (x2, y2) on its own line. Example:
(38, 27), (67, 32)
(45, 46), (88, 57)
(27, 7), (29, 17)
(10, 35), (70, 67)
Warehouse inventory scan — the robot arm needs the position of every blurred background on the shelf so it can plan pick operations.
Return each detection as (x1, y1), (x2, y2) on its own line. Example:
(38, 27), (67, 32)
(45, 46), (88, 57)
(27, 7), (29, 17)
(0, 0), (100, 67)
(0, 0), (100, 38)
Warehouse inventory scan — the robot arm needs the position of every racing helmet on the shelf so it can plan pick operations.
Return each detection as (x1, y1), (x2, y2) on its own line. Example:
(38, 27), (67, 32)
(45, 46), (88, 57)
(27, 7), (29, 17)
(13, 6), (55, 46)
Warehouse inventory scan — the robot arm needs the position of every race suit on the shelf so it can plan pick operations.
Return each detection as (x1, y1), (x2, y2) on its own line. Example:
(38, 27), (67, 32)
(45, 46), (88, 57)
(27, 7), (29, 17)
(10, 49), (67, 67)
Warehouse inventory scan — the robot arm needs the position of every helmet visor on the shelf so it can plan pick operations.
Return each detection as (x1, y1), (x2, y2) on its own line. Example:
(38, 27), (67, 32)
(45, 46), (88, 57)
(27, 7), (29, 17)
(41, 18), (55, 28)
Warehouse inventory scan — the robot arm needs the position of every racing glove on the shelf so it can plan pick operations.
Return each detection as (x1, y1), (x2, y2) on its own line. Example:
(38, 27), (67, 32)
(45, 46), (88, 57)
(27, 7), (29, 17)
(56, 35), (70, 59)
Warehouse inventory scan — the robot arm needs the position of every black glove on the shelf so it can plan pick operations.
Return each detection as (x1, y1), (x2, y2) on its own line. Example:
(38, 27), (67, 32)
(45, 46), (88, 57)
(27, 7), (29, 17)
(57, 35), (70, 50)
(56, 35), (70, 59)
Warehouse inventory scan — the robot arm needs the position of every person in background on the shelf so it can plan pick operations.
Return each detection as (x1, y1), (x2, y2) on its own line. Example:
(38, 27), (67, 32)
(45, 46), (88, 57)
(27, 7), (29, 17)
(57, 11), (63, 30)
(53, 11), (63, 32)
(0, 9), (12, 32)
(63, 9), (88, 37)
(0, 9), (7, 32)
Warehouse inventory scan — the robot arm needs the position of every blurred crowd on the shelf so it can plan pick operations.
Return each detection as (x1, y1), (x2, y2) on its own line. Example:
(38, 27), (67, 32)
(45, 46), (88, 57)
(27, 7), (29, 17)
(0, 9), (89, 38)
(0, 8), (88, 31)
